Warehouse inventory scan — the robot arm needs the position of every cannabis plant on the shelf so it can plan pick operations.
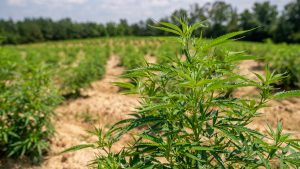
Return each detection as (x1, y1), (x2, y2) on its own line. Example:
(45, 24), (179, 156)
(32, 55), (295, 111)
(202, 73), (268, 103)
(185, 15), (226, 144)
(0, 65), (61, 161)
(67, 19), (300, 168)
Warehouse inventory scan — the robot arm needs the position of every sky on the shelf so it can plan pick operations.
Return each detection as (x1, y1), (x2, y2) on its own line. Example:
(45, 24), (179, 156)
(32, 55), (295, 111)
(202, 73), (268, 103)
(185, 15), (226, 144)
(0, 0), (292, 23)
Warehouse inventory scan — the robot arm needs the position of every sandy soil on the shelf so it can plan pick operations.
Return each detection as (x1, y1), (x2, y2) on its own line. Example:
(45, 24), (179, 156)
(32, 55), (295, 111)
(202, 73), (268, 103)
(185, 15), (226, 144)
(1, 58), (300, 169)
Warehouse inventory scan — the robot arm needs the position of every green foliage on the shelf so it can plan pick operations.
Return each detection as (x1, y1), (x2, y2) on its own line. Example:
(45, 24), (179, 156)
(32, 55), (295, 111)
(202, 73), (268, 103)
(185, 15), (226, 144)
(0, 39), (109, 161)
(274, 90), (300, 99)
(154, 38), (180, 64)
(0, 66), (61, 161)
(225, 41), (300, 89)
(244, 1), (278, 41)
(68, 20), (300, 168)
(119, 44), (145, 70)
(267, 45), (300, 88)
(275, 0), (300, 43)
(62, 45), (109, 94)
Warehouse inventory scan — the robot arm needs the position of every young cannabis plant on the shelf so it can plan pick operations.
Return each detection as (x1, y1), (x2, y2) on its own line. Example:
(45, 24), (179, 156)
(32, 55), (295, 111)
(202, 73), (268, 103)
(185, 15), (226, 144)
(66, 19), (300, 168)
(0, 65), (61, 162)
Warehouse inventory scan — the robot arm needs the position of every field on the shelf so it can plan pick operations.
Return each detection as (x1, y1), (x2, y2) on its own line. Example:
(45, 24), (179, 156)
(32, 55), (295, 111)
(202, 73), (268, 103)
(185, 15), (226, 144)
(1, 36), (300, 168)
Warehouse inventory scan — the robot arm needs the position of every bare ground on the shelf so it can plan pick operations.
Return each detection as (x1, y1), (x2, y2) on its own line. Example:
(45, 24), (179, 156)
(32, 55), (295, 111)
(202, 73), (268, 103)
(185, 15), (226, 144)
(1, 58), (300, 169)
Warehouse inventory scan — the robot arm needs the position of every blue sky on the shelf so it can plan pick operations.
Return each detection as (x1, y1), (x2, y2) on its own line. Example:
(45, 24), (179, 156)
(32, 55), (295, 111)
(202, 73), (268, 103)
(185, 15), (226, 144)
(0, 0), (292, 23)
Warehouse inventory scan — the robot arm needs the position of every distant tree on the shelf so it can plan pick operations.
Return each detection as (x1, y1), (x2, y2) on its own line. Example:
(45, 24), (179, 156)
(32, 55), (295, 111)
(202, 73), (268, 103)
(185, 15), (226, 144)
(239, 9), (256, 30)
(145, 18), (159, 36)
(136, 21), (147, 36)
(85, 22), (101, 37)
(18, 18), (44, 43)
(69, 23), (83, 39)
(0, 19), (20, 44)
(277, 0), (300, 42)
(189, 3), (208, 24)
(35, 18), (54, 40)
(117, 19), (131, 36)
(189, 3), (209, 36)
(273, 15), (293, 43)
(207, 1), (233, 37)
(52, 18), (72, 40)
(156, 17), (171, 36)
(106, 22), (118, 36)
(227, 8), (239, 32)
(170, 8), (188, 24)
(97, 24), (107, 36)
(239, 9), (257, 41)
(252, 1), (278, 41)
(131, 23), (142, 36)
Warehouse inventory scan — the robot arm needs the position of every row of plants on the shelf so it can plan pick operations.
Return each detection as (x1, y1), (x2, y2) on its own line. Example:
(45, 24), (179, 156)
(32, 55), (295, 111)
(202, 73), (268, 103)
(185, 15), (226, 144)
(62, 45), (110, 95)
(0, 65), (61, 162)
(110, 37), (177, 68)
(269, 45), (300, 89)
(109, 37), (300, 90)
(0, 41), (110, 161)
(0, 46), (62, 161)
(151, 36), (300, 91)
(113, 38), (300, 99)
(118, 45), (145, 70)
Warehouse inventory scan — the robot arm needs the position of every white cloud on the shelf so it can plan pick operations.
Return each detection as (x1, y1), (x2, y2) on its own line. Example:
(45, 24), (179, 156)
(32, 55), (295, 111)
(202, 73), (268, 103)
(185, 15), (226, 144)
(7, 0), (26, 6)
(7, 0), (87, 6)
(147, 0), (171, 7)
(32, 0), (87, 5)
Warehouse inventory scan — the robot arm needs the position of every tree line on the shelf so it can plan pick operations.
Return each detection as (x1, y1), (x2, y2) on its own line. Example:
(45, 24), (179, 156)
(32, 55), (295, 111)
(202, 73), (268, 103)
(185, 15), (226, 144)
(0, 0), (299, 44)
